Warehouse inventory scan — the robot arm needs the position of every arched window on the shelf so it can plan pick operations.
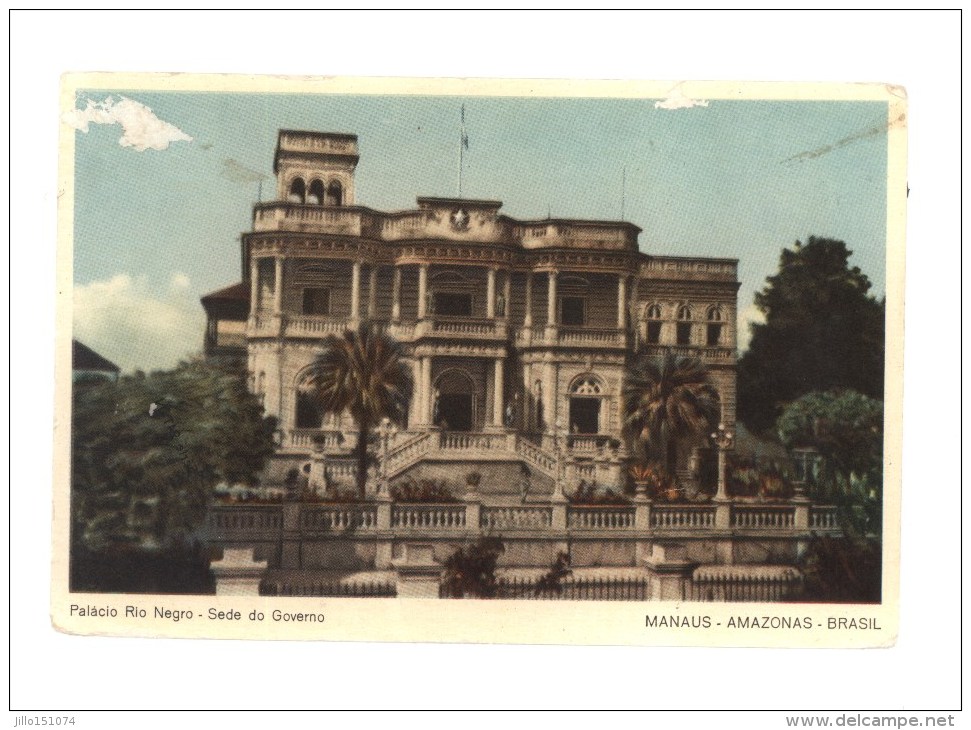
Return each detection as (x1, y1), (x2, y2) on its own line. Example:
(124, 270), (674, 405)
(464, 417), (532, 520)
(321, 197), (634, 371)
(676, 304), (692, 345)
(288, 177), (306, 204)
(646, 303), (663, 344)
(569, 375), (604, 396)
(706, 306), (724, 346)
(325, 180), (343, 206)
(307, 179), (324, 205)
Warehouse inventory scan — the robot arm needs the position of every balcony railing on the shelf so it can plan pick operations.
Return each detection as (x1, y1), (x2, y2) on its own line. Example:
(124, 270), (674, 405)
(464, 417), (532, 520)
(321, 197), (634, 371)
(641, 344), (736, 361)
(514, 326), (627, 348)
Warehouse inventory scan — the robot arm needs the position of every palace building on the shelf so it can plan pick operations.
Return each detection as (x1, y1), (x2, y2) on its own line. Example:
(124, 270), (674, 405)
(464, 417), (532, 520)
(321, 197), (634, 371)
(202, 130), (741, 500)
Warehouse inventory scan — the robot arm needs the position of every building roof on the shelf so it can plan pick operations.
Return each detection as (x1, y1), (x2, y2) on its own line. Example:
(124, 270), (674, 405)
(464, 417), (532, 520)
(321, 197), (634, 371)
(72, 339), (120, 373)
(201, 281), (250, 304)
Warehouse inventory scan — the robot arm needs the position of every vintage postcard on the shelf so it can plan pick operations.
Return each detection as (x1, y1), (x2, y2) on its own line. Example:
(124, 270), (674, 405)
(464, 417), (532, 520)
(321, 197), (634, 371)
(52, 75), (905, 646)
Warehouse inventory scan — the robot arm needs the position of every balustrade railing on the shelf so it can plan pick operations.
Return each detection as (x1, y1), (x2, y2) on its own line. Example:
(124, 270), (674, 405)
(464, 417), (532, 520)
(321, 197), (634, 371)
(284, 429), (345, 451)
(650, 505), (716, 530)
(810, 506), (840, 530)
(429, 317), (503, 338)
(731, 505), (795, 530)
(567, 506), (635, 530)
(514, 437), (557, 476)
(392, 504), (467, 530)
(385, 431), (433, 475)
(567, 434), (612, 453)
(301, 505), (378, 531)
(439, 432), (508, 451)
(481, 506), (553, 530)
(558, 327), (626, 347)
(208, 500), (840, 541)
(284, 316), (348, 337)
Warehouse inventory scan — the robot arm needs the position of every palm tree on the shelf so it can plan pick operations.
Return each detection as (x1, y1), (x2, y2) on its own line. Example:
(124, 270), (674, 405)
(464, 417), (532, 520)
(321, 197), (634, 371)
(303, 325), (413, 497)
(624, 351), (720, 479)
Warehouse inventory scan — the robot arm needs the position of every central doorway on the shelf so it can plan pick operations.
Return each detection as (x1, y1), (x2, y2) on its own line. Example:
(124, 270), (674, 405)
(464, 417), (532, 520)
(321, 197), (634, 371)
(434, 368), (477, 432)
(437, 393), (474, 431)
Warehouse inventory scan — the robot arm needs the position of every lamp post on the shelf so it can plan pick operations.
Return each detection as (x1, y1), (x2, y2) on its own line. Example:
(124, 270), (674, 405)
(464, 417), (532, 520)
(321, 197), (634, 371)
(711, 423), (734, 502)
(376, 417), (398, 498)
(791, 447), (819, 502)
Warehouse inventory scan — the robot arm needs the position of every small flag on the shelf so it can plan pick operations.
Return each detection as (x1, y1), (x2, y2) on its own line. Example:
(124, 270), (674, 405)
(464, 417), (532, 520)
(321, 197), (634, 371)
(461, 104), (469, 149)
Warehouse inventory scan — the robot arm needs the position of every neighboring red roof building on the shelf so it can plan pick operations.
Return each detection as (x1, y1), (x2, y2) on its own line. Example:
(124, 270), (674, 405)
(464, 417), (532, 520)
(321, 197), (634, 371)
(72, 339), (120, 380)
(201, 282), (250, 361)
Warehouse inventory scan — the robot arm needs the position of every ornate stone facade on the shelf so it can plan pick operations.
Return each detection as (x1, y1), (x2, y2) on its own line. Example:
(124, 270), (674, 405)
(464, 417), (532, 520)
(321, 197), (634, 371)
(202, 130), (740, 496)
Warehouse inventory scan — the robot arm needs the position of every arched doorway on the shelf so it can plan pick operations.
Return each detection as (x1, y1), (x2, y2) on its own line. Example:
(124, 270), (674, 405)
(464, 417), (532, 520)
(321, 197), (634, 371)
(434, 368), (476, 432)
(568, 374), (604, 434)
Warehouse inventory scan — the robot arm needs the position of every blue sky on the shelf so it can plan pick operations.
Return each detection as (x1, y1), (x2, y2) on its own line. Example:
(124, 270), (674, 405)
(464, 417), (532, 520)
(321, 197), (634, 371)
(70, 90), (888, 371)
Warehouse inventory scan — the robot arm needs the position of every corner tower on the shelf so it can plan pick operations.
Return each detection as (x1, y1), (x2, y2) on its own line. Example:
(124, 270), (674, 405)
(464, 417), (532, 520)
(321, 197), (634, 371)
(273, 130), (359, 205)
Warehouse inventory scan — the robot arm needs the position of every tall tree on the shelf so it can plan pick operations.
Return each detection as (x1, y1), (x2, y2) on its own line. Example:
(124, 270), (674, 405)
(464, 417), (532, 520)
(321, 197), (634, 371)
(71, 359), (277, 553)
(738, 237), (885, 433)
(624, 352), (720, 477)
(304, 325), (412, 497)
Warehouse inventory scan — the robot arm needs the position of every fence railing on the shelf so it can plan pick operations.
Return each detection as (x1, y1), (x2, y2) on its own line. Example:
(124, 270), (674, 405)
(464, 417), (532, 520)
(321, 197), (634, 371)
(493, 576), (650, 601)
(687, 565), (803, 602)
(261, 580), (397, 597)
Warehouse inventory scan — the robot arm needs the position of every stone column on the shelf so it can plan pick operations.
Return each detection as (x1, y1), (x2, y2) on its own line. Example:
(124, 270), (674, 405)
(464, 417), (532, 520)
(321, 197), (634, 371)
(391, 266), (402, 322)
(210, 548), (268, 597)
(375, 493), (392, 569)
(273, 256), (283, 315)
(502, 271), (511, 318)
(492, 358), (505, 428)
(368, 265), (378, 319)
(350, 261), (362, 321)
(523, 272), (533, 327)
(393, 544), (442, 599)
(546, 270), (558, 327)
(249, 257), (259, 316)
(421, 356), (432, 425)
(410, 359), (422, 428)
(486, 268), (496, 318)
(417, 263), (428, 319)
(617, 274), (627, 329)
(643, 544), (696, 601)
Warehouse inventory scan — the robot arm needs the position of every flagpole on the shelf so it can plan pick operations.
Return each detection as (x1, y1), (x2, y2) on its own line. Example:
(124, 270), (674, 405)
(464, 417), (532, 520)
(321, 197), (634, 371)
(458, 104), (465, 197)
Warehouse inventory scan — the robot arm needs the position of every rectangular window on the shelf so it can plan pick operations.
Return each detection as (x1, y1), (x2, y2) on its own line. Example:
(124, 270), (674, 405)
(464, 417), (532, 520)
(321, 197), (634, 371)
(706, 323), (722, 346)
(647, 321), (662, 344)
(677, 322), (692, 345)
(302, 288), (330, 316)
(434, 292), (473, 317)
(560, 296), (586, 326)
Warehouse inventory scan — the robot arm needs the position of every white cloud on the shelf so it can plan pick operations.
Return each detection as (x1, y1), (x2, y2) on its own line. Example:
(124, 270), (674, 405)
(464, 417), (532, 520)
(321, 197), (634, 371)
(73, 274), (205, 372)
(63, 96), (193, 151)
(654, 85), (710, 110)
(736, 303), (766, 353)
